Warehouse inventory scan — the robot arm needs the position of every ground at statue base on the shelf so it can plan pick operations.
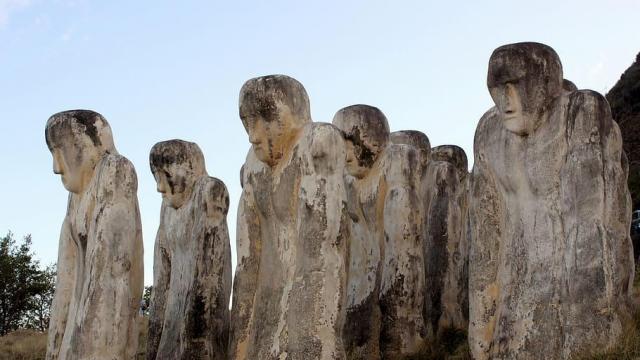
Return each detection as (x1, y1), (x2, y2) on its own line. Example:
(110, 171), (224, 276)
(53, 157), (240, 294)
(1, 294), (638, 360)
(0, 317), (148, 360)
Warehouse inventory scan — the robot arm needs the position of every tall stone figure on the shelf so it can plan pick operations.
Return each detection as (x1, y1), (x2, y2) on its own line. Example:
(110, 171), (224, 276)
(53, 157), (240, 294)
(333, 106), (427, 359)
(229, 75), (350, 359)
(45, 110), (144, 360)
(147, 140), (232, 360)
(391, 131), (470, 335)
(469, 42), (635, 359)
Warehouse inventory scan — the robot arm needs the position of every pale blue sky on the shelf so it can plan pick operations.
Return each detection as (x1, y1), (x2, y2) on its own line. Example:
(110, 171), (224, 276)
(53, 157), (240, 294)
(1, 0), (638, 285)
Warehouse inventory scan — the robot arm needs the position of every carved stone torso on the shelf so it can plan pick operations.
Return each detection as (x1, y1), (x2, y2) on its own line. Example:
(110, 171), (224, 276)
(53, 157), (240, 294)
(150, 176), (231, 360)
(233, 122), (349, 360)
(470, 91), (634, 359)
(48, 154), (143, 360)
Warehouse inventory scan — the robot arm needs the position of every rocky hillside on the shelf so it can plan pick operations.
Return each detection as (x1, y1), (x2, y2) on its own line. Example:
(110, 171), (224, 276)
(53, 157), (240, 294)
(607, 52), (640, 209)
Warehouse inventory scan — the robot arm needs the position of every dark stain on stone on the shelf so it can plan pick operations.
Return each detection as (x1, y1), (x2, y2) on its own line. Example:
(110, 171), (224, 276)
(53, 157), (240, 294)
(347, 127), (377, 169)
(187, 291), (206, 339)
(72, 110), (102, 147)
(345, 293), (379, 350)
(379, 273), (406, 357)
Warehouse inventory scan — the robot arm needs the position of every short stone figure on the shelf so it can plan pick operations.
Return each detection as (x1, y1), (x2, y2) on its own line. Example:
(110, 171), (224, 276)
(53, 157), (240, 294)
(469, 42), (635, 359)
(147, 140), (231, 360)
(230, 75), (350, 359)
(334, 106), (427, 359)
(45, 110), (144, 360)
(391, 132), (470, 335)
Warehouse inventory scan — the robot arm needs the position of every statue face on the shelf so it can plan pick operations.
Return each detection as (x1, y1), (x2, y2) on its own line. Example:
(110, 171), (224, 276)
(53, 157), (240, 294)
(487, 43), (563, 136)
(344, 138), (370, 179)
(390, 130), (431, 168)
(50, 134), (99, 194)
(488, 81), (532, 135)
(153, 163), (191, 209)
(149, 139), (206, 209)
(333, 105), (389, 179)
(240, 101), (295, 167)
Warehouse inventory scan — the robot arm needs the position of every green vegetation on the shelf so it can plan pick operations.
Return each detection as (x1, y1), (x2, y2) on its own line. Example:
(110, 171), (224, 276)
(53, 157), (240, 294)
(0, 232), (55, 336)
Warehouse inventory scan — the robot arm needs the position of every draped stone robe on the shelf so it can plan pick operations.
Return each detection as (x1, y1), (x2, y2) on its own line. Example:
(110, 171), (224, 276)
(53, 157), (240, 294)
(47, 154), (144, 360)
(469, 91), (634, 359)
(147, 177), (231, 360)
(230, 122), (350, 360)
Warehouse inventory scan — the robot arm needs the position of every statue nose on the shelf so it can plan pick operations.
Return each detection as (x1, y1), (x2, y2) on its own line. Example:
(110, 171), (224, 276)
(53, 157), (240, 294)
(53, 159), (63, 174)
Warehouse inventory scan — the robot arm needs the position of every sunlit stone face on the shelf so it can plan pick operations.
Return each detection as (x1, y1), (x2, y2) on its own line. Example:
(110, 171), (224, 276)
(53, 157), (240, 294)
(488, 81), (530, 135)
(150, 140), (205, 209)
(487, 42), (563, 136)
(240, 101), (295, 167)
(333, 105), (390, 179)
(45, 110), (114, 194)
(153, 163), (191, 209)
(50, 136), (100, 194)
(239, 75), (312, 167)
(344, 137), (368, 179)
(390, 130), (431, 168)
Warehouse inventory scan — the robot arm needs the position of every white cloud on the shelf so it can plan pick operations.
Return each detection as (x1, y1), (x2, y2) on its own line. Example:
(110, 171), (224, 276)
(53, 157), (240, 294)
(0, 0), (30, 27)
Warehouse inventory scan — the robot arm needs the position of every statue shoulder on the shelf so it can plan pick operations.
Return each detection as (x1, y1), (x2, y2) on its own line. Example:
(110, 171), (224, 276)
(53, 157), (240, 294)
(381, 143), (420, 185)
(241, 148), (268, 186)
(306, 122), (346, 173)
(200, 176), (230, 218)
(98, 153), (138, 195)
(473, 107), (501, 165)
(566, 90), (615, 136)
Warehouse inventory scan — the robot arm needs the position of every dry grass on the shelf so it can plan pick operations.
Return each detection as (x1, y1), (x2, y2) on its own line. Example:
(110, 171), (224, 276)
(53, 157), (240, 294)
(0, 316), (148, 360)
(574, 307), (640, 360)
(0, 329), (47, 360)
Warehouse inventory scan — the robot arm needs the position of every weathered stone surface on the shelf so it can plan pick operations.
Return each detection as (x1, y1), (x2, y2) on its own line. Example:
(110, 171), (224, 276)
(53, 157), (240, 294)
(423, 145), (469, 334)
(229, 75), (349, 359)
(45, 110), (144, 360)
(563, 79), (578, 92)
(147, 140), (232, 360)
(391, 132), (470, 336)
(469, 42), (635, 359)
(334, 106), (427, 359)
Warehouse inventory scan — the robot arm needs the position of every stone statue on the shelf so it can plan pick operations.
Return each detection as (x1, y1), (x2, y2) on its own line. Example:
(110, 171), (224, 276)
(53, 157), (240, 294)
(334, 106), (427, 359)
(45, 110), (144, 360)
(147, 140), (232, 360)
(469, 42), (635, 359)
(563, 79), (578, 92)
(229, 75), (350, 359)
(422, 146), (469, 334)
(391, 132), (470, 335)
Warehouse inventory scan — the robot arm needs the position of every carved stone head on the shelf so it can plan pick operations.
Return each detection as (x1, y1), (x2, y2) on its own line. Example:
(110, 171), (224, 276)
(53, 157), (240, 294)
(431, 145), (468, 174)
(150, 140), (206, 209)
(390, 130), (431, 167)
(333, 105), (390, 179)
(487, 42), (563, 136)
(563, 79), (577, 93)
(45, 110), (116, 194)
(239, 75), (312, 167)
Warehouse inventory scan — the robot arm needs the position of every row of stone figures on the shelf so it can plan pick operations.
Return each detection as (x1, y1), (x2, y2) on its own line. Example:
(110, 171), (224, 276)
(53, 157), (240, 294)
(43, 41), (635, 360)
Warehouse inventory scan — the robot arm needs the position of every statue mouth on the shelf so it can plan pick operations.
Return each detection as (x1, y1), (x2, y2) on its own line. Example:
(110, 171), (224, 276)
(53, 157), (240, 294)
(503, 112), (518, 120)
